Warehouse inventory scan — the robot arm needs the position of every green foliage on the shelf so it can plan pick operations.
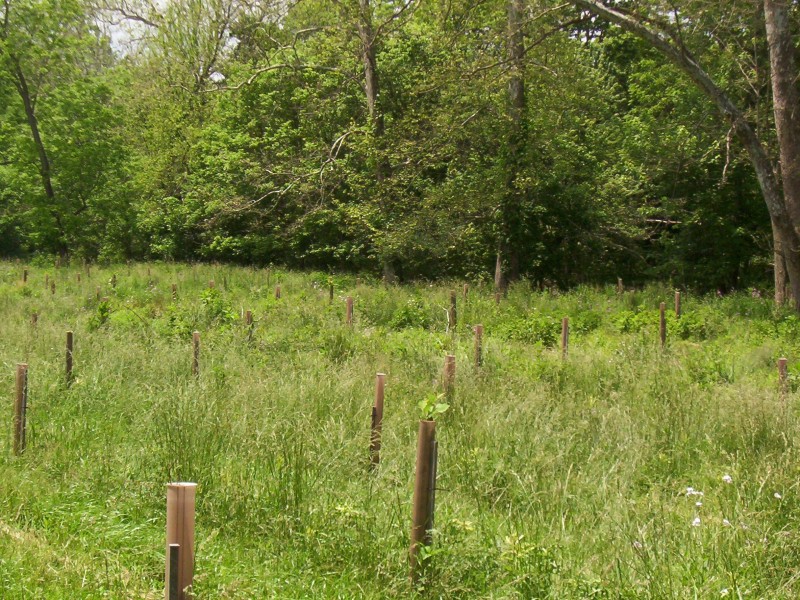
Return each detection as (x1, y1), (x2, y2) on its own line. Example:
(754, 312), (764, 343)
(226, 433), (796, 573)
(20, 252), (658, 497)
(88, 298), (111, 330)
(389, 297), (432, 330)
(417, 393), (449, 420)
(497, 312), (560, 347)
(200, 287), (236, 325)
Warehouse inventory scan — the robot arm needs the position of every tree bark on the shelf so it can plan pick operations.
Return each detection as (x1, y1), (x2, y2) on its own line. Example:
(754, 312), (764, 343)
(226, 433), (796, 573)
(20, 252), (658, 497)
(497, 0), (526, 288)
(10, 59), (67, 255)
(571, 0), (800, 309)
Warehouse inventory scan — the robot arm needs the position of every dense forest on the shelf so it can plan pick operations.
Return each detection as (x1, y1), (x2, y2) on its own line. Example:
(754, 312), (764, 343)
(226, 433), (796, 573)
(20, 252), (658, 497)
(1, 0), (798, 293)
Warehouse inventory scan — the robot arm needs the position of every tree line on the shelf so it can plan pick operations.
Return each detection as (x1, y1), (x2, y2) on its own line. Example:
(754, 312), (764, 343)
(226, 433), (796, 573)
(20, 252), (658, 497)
(2, 0), (799, 300)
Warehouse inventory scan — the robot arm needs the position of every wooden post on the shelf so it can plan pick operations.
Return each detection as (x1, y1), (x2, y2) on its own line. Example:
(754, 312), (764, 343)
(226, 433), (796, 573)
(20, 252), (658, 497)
(275, 285), (281, 299)
(659, 302), (666, 348)
(77, 273), (81, 283)
(86, 264), (90, 278)
(30, 313), (38, 328)
(50, 281), (55, 295)
(165, 482), (197, 600)
(462, 283), (468, 302)
(494, 291), (501, 305)
(346, 296), (354, 326)
(168, 544), (180, 600)
(192, 332), (200, 377)
(443, 354), (455, 397)
(778, 357), (789, 396)
(674, 290), (681, 318)
(245, 310), (253, 342)
(208, 280), (215, 289)
(474, 324), (483, 368)
(329, 282), (334, 304)
(617, 277), (623, 294)
(561, 317), (569, 359)
(172, 284), (177, 301)
(370, 373), (386, 469)
(22, 269), (27, 283)
(96, 287), (101, 301)
(13, 363), (28, 455)
(448, 290), (457, 331)
(111, 274), (116, 288)
(409, 420), (437, 581)
(66, 331), (74, 387)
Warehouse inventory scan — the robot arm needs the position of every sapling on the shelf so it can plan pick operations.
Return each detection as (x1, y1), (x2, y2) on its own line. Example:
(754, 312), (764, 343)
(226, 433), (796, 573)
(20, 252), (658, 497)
(418, 393), (449, 421)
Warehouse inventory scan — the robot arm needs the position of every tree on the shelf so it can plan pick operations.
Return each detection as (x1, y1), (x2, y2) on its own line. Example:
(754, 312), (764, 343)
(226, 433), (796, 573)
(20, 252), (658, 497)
(570, 0), (800, 307)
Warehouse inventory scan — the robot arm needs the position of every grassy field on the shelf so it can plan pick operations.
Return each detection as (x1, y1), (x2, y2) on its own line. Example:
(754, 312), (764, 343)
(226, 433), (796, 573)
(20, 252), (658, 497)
(1, 261), (800, 598)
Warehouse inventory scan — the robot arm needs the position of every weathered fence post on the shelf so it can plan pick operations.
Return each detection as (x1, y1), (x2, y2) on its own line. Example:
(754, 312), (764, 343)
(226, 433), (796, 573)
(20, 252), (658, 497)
(275, 285), (281, 299)
(96, 287), (101, 301)
(168, 544), (180, 600)
(494, 291), (501, 305)
(617, 277), (623, 294)
(778, 357), (789, 397)
(50, 281), (55, 295)
(329, 281), (334, 304)
(462, 283), (468, 302)
(13, 363), (28, 455)
(66, 331), (74, 387)
(30, 313), (38, 329)
(208, 280), (215, 290)
(443, 354), (455, 398)
(245, 310), (254, 342)
(659, 302), (666, 348)
(675, 290), (682, 318)
(409, 420), (437, 582)
(192, 332), (200, 377)
(370, 373), (386, 469)
(474, 324), (484, 368)
(346, 296), (354, 326)
(77, 273), (81, 284)
(166, 482), (196, 600)
(22, 269), (27, 283)
(111, 274), (116, 288)
(448, 290), (457, 331)
(561, 317), (569, 359)
(172, 284), (177, 301)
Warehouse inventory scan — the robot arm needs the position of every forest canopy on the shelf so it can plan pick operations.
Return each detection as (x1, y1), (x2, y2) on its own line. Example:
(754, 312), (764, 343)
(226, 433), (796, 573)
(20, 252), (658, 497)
(2, 0), (797, 293)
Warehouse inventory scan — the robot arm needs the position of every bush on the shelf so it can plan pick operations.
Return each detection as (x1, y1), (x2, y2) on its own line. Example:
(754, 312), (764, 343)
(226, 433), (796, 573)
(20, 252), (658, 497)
(389, 297), (432, 329)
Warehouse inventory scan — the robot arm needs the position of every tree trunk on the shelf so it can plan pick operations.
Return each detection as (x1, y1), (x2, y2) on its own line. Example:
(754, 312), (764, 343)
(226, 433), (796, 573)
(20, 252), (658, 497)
(765, 0), (800, 306)
(494, 249), (505, 291)
(11, 60), (67, 256)
(773, 218), (787, 305)
(571, 0), (800, 309)
(497, 0), (526, 287)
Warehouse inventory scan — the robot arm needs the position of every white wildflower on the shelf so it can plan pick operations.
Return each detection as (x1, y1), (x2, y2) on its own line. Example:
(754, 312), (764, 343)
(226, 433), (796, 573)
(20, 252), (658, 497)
(722, 474), (733, 484)
(692, 517), (701, 527)
(720, 589), (729, 597)
(722, 518), (731, 527)
(633, 540), (643, 550)
(774, 492), (782, 500)
(696, 501), (703, 507)
(686, 487), (704, 497)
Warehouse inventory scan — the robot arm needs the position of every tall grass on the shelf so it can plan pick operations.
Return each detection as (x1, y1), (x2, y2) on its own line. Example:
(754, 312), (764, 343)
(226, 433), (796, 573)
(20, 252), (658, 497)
(0, 262), (798, 598)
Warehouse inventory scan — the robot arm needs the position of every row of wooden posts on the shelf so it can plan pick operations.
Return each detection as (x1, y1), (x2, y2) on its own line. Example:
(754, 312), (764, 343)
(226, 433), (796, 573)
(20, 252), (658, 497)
(12, 351), (453, 596)
(10, 313), (794, 597)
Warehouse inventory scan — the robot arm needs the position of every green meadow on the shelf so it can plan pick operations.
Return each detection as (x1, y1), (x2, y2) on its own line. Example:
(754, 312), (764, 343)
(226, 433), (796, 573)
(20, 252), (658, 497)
(1, 261), (799, 599)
